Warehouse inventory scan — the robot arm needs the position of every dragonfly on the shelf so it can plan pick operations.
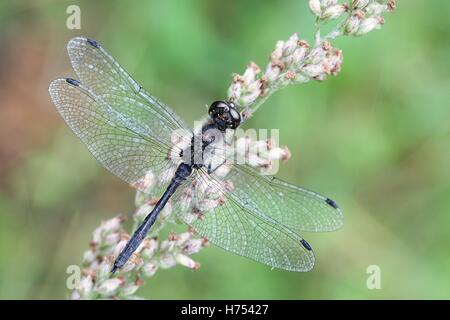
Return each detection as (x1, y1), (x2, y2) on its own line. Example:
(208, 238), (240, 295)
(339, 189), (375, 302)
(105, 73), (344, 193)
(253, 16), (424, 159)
(49, 37), (343, 273)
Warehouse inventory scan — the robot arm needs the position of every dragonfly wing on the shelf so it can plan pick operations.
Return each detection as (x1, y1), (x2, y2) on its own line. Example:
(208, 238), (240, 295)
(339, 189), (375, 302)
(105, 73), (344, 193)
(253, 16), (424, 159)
(67, 37), (189, 144)
(172, 169), (315, 272)
(49, 78), (178, 193)
(218, 164), (344, 233)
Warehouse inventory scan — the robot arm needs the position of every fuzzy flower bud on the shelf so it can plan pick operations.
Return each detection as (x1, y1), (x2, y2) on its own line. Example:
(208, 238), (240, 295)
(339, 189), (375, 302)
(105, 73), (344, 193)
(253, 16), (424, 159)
(132, 171), (155, 194)
(121, 281), (142, 296)
(82, 249), (96, 265)
(159, 254), (177, 269)
(103, 232), (120, 246)
(308, 46), (327, 65)
(264, 63), (282, 83)
(140, 238), (159, 259)
(101, 216), (124, 234)
(142, 262), (158, 277)
(387, 0), (396, 11)
(79, 275), (94, 297)
(213, 163), (231, 177)
(345, 14), (362, 35)
(352, 0), (369, 10)
(309, 0), (322, 16)
(227, 74), (243, 102)
(176, 230), (194, 246)
(355, 16), (385, 36)
(95, 278), (123, 296)
(322, 0), (338, 6)
(283, 33), (299, 56)
(301, 64), (323, 78)
(291, 46), (308, 67)
(121, 253), (142, 272)
(241, 62), (260, 84)
(321, 4), (348, 21)
(365, 2), (387, 15)
(270, 41), (284, 62)
(182, 238), (206, 255)
(96, 259), (113, 280)
(175, 254), (200, 269)
(266, 146), (291, 162)
(160, 238), (176, 253)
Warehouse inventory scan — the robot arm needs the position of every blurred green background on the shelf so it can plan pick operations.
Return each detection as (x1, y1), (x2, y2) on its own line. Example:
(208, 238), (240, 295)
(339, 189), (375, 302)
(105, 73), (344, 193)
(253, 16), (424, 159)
(0, 0), (449, 299)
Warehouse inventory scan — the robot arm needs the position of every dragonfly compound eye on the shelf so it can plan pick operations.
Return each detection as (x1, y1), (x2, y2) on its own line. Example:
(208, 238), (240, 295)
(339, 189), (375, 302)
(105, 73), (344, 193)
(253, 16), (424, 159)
(208, 101), (241, 130)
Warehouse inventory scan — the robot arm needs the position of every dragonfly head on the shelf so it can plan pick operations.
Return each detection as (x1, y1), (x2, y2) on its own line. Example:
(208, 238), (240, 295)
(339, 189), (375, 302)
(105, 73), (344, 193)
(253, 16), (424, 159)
(208, 101), (241, 131)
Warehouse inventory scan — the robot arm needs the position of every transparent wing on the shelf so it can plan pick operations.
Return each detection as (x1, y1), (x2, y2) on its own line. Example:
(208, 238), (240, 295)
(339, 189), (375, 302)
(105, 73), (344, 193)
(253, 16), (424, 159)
(171, 169), (315, 272)
(218, 164), (344, 233)
(67, 37), (189, 144)
(49, 78), (179, 192)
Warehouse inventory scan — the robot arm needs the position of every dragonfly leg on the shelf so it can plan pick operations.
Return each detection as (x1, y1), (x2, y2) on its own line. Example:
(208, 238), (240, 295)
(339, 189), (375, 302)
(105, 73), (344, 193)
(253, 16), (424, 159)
(207, 159), (226, 175)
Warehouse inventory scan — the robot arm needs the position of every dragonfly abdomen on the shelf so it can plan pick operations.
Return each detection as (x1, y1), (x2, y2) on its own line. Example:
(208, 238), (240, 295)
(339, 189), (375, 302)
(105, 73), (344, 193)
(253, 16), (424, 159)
(112, 163), (192, 273)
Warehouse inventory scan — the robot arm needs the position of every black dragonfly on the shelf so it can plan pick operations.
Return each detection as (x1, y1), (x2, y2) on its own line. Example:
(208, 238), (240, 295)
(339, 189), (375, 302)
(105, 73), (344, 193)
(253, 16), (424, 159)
(49, 37), (343, 273)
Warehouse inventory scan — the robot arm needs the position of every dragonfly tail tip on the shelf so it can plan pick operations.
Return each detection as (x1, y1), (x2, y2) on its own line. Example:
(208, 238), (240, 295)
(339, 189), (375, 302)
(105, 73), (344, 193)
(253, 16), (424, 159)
(110, 265), (118, 274)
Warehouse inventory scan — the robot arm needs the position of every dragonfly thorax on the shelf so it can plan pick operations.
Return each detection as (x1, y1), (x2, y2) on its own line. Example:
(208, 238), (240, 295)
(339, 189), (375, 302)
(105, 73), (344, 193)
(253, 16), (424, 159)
(208, 101), (241, 131)
(184, 124), (227, 172)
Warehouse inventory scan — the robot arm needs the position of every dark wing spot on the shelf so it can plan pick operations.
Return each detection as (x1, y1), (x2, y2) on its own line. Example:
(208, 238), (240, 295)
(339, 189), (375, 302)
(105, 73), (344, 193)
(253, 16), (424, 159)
(325, 198), (339, 209)
(66, 78), (80, 86)
(300, 239), (312, 251)
(86, 38), (100, 48)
